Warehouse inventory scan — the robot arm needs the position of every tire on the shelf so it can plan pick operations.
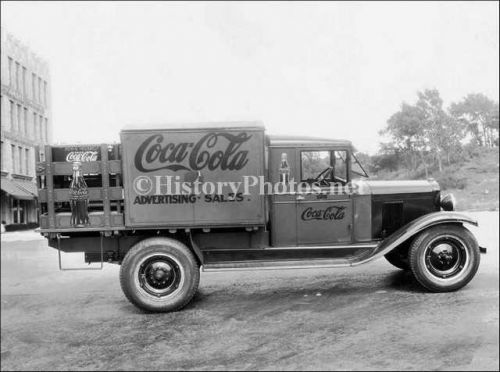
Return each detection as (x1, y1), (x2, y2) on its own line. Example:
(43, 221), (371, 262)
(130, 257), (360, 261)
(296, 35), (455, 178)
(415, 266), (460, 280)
(409, 224), (480, 292)
(119, 237), (200, 312)
(384, 244), (410, 270)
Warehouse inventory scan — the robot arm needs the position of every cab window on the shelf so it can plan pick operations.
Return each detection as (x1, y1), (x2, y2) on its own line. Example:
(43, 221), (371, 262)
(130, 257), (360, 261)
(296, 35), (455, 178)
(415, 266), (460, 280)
(333, 150), (347, 182)
(300, 150), (348, 184)
(301, 151), (331, 181)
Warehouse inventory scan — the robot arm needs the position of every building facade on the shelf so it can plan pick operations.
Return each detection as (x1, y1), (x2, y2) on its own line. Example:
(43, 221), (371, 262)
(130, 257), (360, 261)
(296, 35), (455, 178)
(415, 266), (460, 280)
(1, 27), (52, 225)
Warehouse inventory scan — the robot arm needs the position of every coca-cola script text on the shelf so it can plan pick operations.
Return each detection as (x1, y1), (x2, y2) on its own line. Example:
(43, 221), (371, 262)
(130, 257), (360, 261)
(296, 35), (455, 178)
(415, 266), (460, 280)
(301, 206), (346, 221)
(134, 132), (252, 172)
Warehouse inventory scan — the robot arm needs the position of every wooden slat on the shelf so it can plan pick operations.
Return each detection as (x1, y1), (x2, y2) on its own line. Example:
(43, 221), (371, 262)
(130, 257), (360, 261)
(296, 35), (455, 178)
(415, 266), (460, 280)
(38, 187), (124, 202)
(101, 143), (111, 228)
(45, 145), (55, 229)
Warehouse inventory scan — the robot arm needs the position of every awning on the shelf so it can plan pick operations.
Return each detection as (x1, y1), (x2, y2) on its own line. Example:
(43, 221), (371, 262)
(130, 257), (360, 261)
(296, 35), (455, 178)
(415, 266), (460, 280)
(15, 179), (38, 197)
(0, 178), (36, 200)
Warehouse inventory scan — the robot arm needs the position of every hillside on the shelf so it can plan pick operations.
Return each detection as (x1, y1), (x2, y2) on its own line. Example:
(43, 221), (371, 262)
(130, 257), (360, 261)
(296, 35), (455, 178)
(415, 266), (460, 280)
(369, 148), (499, 212)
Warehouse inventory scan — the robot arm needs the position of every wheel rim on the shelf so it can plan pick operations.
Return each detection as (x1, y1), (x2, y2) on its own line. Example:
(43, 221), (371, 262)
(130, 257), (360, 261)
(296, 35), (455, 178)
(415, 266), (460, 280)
(138, 255), (182, 297)
(424, 236), (468, 279)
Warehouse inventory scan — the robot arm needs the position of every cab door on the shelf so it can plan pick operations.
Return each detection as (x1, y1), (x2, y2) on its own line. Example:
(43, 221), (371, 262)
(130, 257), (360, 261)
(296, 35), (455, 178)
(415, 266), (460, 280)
(296, 192), (352, 245)
(296, 149), (353, 245)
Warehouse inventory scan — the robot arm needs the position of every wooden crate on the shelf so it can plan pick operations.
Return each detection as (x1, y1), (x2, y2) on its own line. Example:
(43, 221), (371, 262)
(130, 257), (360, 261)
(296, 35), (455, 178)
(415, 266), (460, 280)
(36, 144), (125, 232)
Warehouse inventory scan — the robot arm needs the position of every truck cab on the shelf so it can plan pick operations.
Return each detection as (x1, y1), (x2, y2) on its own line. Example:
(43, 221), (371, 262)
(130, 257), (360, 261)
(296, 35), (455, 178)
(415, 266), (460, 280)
(268, 136), (369, 247)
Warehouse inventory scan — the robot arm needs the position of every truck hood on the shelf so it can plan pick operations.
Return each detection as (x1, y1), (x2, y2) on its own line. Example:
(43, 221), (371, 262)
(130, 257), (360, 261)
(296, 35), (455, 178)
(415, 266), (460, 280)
(355, 179), (440, 195)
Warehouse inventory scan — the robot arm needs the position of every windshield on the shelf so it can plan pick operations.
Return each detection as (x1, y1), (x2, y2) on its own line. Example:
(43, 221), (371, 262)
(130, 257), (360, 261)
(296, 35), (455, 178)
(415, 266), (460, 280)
(351, 153), (369, 178)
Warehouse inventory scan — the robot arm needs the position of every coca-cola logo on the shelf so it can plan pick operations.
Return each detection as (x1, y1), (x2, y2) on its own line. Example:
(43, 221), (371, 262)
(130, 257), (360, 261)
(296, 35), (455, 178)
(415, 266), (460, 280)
(301, 206), (346, 221)
(134, 132), (252, 173)
(66, 151), (99, 162)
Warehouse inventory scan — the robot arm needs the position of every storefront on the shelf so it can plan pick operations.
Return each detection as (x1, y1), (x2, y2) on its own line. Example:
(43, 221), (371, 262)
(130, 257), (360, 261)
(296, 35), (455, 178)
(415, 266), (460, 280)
(0, 177), (38, 225)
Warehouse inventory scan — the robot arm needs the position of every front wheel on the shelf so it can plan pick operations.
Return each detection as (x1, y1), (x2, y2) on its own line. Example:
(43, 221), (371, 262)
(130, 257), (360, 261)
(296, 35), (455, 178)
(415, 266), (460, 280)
(120, 237), (200, 312)
(409, 224), (480, 292)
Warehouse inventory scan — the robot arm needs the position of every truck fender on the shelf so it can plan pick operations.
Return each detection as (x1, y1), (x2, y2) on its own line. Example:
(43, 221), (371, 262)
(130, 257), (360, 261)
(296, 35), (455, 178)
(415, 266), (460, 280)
(354, 212), (478, 265)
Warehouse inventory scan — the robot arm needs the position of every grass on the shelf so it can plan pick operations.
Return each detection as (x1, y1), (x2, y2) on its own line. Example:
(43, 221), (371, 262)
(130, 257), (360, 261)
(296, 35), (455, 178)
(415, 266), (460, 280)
(369, 148), (499, 212)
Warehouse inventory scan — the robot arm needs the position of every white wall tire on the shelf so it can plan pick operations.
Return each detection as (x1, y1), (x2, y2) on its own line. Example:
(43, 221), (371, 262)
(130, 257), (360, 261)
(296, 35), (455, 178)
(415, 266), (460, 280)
(409, 224), (480, 292)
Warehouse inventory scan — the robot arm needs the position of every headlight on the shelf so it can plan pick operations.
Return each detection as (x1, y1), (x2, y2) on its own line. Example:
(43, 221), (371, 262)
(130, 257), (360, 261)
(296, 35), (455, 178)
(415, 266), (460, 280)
(440, 193), (456, 211)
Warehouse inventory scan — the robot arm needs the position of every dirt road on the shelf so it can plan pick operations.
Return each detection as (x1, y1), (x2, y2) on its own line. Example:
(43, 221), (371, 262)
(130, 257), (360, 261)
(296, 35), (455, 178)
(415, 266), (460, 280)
(1, 212), (498, 370)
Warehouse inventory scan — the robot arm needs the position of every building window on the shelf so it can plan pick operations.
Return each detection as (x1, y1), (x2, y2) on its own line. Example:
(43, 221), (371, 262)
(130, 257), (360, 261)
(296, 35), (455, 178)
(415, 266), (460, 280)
(8, 57), (14, 87)
(24, 108), (28, 135)
(43, 81), (47, 106)
(25, 148), (30, 175)
(44, 118), (49, 142)
(38, 77), (42, 103)
(17, 104), (22, 133)
(40, 117), (44, 142)
(22, 66), (27, 97)
(19, 146), (24, 174)
(39, 115), (44, 142)
(32, 73), (36, 102)
(11, 144), (16, 173)
(15, 62), (21, 92)
(33, 113), (38, 139)
(9, 100), (15, 131)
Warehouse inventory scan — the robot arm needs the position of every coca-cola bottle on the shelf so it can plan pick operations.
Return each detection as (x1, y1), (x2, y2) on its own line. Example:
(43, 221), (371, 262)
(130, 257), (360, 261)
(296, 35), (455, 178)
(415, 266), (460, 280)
(279, 152), (290, 184)
(69, 162), (89, 227)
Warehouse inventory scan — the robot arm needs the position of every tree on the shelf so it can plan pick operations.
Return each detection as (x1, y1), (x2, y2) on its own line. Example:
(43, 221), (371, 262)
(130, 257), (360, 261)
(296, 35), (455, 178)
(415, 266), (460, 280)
(382, 101), (430, 176)
(416, 89), (464, 171)
(449, 93), (499, 148)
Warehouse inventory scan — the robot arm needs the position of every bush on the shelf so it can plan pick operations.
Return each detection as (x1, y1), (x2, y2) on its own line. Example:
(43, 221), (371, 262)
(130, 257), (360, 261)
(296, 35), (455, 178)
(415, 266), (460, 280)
(4, 223), (39, 232)
(435, 174), (467, 190)
(462, 142), (482, 159)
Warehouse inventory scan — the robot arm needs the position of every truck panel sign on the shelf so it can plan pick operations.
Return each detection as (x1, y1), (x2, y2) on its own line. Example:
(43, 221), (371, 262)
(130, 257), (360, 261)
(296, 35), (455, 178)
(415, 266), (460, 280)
(120, 127), (265, 227)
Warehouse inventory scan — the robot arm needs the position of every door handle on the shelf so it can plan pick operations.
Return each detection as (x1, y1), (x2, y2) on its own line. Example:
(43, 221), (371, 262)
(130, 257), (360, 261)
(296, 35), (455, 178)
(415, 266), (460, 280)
(296, 195), (305, 201)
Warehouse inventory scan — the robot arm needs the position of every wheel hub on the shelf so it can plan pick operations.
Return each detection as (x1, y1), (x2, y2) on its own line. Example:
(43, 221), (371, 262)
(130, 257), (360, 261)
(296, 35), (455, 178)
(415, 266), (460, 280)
(139, 256), (181, 297)
(425, 238), (466, 279)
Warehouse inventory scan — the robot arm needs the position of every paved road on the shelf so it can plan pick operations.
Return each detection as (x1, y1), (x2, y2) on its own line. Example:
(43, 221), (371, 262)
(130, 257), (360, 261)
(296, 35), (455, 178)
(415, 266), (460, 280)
(1, 212), (498, 370)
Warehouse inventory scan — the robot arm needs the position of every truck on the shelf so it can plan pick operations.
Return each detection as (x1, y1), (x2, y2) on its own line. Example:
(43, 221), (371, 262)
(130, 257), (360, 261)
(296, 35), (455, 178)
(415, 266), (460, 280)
(36, 121), (485, 312)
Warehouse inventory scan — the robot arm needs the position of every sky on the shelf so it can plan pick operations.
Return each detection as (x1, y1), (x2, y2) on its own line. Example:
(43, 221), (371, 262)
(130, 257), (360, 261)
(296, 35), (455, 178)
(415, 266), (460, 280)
(2, 1), (499, 154)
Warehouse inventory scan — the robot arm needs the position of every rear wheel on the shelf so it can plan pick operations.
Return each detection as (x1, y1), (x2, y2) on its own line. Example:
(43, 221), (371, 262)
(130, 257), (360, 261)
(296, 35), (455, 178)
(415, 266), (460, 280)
(120, 237), (200, 312)
(409, 224), (480, 292)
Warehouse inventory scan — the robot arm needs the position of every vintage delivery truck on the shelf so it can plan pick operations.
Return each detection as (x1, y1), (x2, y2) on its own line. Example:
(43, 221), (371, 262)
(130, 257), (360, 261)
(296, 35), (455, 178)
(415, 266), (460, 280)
(36, 122), (485, 312)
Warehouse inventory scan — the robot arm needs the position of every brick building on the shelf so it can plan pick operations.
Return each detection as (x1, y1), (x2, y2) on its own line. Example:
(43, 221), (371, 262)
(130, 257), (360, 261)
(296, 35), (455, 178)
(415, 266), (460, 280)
(1, 27), (52, 226)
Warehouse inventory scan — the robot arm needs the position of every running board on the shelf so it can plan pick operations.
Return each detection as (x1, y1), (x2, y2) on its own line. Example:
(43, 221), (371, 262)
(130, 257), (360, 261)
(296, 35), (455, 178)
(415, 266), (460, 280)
(202, 258), (355, 272)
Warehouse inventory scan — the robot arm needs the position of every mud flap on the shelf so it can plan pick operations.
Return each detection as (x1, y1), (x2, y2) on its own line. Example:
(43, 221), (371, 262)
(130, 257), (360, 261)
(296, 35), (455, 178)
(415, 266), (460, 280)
(480, 246), (487, 254)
